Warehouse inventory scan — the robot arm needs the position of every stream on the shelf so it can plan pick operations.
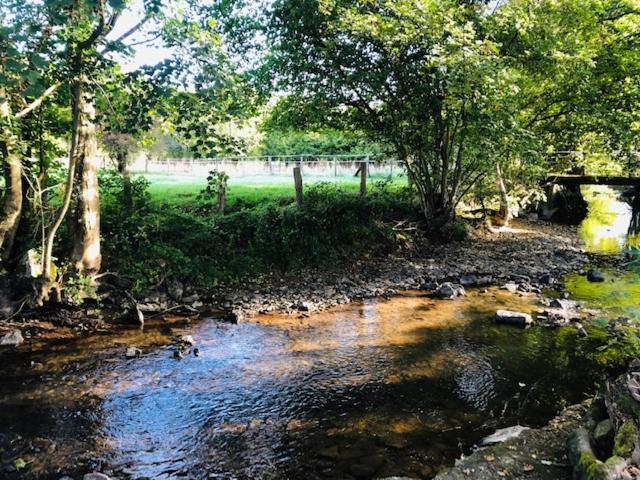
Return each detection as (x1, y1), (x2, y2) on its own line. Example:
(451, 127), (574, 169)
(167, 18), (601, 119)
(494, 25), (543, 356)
(1, 186), (639, 480)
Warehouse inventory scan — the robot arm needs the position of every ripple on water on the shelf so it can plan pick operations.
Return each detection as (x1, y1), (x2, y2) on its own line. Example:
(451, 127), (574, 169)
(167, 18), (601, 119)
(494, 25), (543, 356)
(0, 291), (601, 479)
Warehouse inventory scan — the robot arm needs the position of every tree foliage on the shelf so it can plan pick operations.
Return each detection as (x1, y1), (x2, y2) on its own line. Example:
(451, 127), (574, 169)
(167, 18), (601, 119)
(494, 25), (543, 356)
(266, 0), (640, 224)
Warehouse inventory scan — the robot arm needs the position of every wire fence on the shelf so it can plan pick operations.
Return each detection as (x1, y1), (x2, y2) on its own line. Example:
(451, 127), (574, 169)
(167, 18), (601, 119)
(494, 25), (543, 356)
(130, 154), (407, 183)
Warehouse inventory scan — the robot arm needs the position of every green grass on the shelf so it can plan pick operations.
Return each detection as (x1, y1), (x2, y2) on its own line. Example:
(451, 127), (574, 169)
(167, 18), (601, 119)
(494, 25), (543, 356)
(139, 172), (404, 207)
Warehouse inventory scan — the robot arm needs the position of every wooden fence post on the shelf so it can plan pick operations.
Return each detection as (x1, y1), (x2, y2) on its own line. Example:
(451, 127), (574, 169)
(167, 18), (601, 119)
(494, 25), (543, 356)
(359, 160), (367, 197)
(294, 166), (303, 206)
(217, 185), (226, 214)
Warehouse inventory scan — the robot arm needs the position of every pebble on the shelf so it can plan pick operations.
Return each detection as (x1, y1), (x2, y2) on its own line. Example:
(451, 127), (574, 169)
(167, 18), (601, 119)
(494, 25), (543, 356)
(125, 347), (142, 358)
(587, 270), (605, 282)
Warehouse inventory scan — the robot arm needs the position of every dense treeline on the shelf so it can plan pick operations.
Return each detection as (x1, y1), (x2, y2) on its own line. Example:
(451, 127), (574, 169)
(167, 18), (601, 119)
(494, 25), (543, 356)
(0, 0), (639, 303)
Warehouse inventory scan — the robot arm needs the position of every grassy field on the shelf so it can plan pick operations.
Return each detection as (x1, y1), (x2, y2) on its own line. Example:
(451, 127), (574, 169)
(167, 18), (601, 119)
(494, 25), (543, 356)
(138, 172), (406, 207)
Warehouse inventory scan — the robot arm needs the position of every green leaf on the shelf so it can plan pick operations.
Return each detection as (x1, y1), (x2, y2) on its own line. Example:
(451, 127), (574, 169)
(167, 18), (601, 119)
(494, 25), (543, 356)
(31, 54), (48, 69)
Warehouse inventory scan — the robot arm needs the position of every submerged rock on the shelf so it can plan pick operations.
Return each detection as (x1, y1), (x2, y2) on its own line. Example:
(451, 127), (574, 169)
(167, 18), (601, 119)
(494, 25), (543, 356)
(480, 425), (530, 446)
(494, 310), (533, 327)
(435, 283), (465, 299)
(587, 270), (605, 283)
(0, 329), (24, 347)
(84, 474), (111, 480)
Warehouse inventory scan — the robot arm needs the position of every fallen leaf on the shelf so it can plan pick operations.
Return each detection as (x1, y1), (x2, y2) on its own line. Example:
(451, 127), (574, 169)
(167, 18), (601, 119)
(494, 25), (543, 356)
(14, 458), (26, 470)
(484, 455), (495, 462)
(523, 463), (534, 473)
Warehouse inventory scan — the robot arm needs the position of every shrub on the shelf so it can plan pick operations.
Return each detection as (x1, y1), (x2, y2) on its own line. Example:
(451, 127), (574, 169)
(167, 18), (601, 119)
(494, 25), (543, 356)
(440, 220), (468, 242)
(100, 177), (419, 291)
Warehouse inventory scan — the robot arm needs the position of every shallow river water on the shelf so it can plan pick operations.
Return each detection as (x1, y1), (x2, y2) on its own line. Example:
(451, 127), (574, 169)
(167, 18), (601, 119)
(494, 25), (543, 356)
(0, 291), (604, 479)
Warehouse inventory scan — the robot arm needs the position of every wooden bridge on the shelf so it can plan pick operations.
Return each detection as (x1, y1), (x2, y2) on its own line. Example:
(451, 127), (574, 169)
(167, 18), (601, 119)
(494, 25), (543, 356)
(544, 175), (640, 187)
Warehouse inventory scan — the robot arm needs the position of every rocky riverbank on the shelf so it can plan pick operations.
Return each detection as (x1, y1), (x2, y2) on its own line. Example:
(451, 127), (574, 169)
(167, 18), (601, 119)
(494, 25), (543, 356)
(204, 218), (623, 320)
(434, 401), (591, 480)
(0, 218), (626, 346)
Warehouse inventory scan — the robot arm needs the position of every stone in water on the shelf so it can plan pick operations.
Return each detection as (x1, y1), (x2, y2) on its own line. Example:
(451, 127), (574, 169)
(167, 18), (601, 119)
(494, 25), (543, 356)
(495, 310), (533, 327)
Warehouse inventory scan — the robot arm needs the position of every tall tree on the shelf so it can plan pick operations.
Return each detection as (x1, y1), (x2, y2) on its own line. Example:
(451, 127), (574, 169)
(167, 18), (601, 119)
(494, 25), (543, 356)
(0, 1), (63, 262)
(268, 0), (521, 227)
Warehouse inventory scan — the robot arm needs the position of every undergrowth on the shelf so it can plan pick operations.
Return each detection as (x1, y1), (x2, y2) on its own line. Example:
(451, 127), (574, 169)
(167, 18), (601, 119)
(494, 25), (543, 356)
(100, 174), (420, 292)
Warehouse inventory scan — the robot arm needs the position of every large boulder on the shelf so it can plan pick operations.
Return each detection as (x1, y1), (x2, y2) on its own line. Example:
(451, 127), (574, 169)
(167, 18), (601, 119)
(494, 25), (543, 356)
(593, 418), (614, 454)
(458, 275), (477, 287)
(495, 310), (533, 327)
(19, 249), (42, 278)
(167, 279), (184, 301)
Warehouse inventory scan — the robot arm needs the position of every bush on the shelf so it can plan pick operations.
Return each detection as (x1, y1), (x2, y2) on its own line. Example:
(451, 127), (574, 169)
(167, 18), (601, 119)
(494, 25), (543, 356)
(100, 177), (419, 291)
(440, 220), (468, 242)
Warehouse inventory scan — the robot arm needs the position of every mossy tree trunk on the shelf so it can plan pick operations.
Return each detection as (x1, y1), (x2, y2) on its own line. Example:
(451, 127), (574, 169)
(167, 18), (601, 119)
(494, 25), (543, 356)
(70, 76), (101, 275)
(0, 89), (23, 264)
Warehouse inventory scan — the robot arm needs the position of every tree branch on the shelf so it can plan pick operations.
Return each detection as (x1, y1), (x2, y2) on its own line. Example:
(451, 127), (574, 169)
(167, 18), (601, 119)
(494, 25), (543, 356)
(15, 81), (63, 119)
(78, 0), (107, 50)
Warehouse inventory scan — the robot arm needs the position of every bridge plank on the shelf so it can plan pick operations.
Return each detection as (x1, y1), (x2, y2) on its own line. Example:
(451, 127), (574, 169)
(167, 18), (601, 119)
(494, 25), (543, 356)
(544, 175), (640, 186)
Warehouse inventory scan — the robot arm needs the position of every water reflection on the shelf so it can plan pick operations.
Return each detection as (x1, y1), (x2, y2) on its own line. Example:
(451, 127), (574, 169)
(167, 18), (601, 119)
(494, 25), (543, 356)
(0, 292), (600, 479)
(579, 185), (640, 253)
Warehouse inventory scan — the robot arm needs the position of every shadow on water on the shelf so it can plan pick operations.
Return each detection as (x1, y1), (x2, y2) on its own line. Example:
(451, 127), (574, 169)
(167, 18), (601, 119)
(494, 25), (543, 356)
(0, 291), (603, 479)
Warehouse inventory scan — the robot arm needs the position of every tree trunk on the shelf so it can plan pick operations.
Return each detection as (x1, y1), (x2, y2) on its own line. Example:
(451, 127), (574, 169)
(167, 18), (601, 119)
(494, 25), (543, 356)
(0, 92), (23, 263)
(39, 73), (100, 305)
(70, 79), (101, 275)
(494, 163), (510, 227)
(628, 187), (640, 237)
(0, 143), (23, 263)
(117, 151), (132, 210)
